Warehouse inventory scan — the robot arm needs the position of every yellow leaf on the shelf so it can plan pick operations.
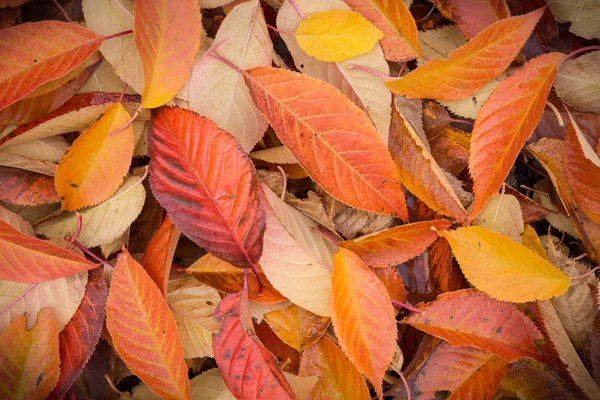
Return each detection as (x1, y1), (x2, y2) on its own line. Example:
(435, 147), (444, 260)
(55, 103), (134, 211)
(438, 226), (569, 302)
(295, 10), (384, 62)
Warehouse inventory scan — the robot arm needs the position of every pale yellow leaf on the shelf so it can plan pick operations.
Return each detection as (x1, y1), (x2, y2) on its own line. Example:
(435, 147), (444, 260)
(100, 229), (128, 258)
(0, 271), (88, 332)
(260, 184), (337, 317)
(554, 51), (600, 114)
(522, 225), (546, 258)
(439, 226), (570, 302)
(250, 300), (292, 323)
(0, 136), (68, 163)
(0, 204), (35, 236)
(533, 178), (579, 238)
(0, 152), (57, 176)
(547, 0), (600, 39)
(250, 146), (298, 164)
(77, 59), (132, 94)
(286, 191), (337, 233)
(472, 193), (524, 243)
(36, 176), (146, 248)
(188, 0), (272, 152)
(167, 275), (222, 359)
(295, 10), (384, 62)
(277, 0), (392, 142)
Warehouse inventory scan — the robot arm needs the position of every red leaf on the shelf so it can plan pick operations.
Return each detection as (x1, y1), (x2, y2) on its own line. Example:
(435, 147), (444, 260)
(428, 236), (468, 296)
(148, 107), (266, 267)
(106, 249), (191, 400)
(0, 21), (102, 111)
(48, 267), (108, 400)
(142, 216), (180, 297)
(469, 52), (564, 218)
(0, 166), (59, 206)
(245, 66), (407, 218)
(0, 220), (96, 283)
(434, 0), (510, 39)
(212, 292), (296, 399)
(403, 289), (544, 362)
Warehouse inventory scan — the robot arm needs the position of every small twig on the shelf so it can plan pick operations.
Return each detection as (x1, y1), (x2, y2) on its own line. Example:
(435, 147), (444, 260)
(399, 370), (412, 400)
(416, 5), (435, 22)
(570, 266), (600, 281)
(546, 101), (564, 127)
(391, 299), (423, 314)
(520, 185), (550, 196)
(571, 253), (587, 261)
(51, 0), (71, 22)
(276, 166), (287, 200)
(105, 374), (124, 395)
(397, 62), (408, 77)
(74, 240), (114, 270)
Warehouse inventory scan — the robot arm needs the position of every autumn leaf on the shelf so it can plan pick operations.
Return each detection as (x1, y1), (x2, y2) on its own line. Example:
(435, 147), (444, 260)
(471, 192), (524, 243)
(330, 247), (396, 399)
(148, 107), (266, 267)
(339, 219), (451, 268)
(245, 66), (407, 218)
(48, 267), (107, 400)
(55, 102), (134, 211)
(0, 219), (95, 283)
(439, 226), (569, 302)
(142, 216), (180, 297)
(264, 304), (330, 352)
(547, 0), (600, 40)
(106, 249), (191, 400)
(0, 21), (102, 110)
(404, 289), (543, 362)
(554, 51), (600, 114)
(212, 292), (296, 399)
(434, 0), (510, 39)
(0, 309), (60, 400)
(385, 9), (544, 101)
(564, 115), (600, 225)
(295, 10), (384, 62)
(469, 52), (564, 218)
(133, 0), (202, 108)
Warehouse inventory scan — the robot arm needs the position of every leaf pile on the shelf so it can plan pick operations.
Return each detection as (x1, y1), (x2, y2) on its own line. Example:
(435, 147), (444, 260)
(0, 0), (600, 399)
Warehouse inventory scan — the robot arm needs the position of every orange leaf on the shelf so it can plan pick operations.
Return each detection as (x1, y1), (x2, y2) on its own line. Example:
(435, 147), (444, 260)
(0, 166), (59, 206)
(395, 341), (509, 399)
(300, 335), (370, 400)
(264, 304), (330, 352)
(434, 0), (510, 39)
(212, 292), (296, 399)
(188, 254), (286, 304)
(142, 216), (180, 297)
(340, 220), (451, 268)
(385, 9), (544, 101)
(330, 247), (396, 399)
(0, 21), (102, 111)
(469, 52), (563, 218)
(49, 267), (107, 400)
(403, 289), (543, 362)
(428, 236), (467, 296)
(389, 106), (468, 222)
(55, 102), (134, 211)
(245, 67), (407, 218)
(0, 309), (60, 400)
(429, 127), (471, 176)
(343, 0), (422, 57)
(133, 0), (202, 108)
(148, 107), (266, 268)
(564, 116), (600, 225)
(372, 266), (406, 304)
(0, 220), (96, 283)
(106, 249), (191, 400)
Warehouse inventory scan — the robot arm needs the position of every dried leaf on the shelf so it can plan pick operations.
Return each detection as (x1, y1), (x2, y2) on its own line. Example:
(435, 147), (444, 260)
(142, 216), (180, 297)
(554, 51), (600, 114)
(106, 249), (191, 400)
(0, 204), (34, 235)
(472, 192), (524, 243)
(403, 289), (543, 362)
(0, 166), (59, 206)
(434, 0), (510, 39)
(547, 0), (600, 39)
(264, 304), (330, 351)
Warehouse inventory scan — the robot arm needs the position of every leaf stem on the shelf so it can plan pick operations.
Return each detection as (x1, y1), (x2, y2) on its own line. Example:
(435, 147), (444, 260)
(266, 24), (294, 36)
(248, 262), (263, 293)
(276, 166), (287, 200)
(74, 240), (114, 270)
(348, 65), (392, 80)
(288, 0), (306, 19)
(570, 265), (600, 281)
(310, 226), (339, 246)
(209, 51), (246, 76)
(0, 283), (38, 317)
(398, 370), (412, 400)
(66, 212), (83, 251)
(545, 101), (564, 127)
(109, 103), (142, 136)
(102, 30), (133, 42)
(560, 45), (600, 66)
(391, 299), (423, 314)
(51, 0), (71, 22)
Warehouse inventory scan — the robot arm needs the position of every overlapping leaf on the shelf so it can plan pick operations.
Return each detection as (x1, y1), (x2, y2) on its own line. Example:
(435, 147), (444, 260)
(0, 220), (95, 283)
(404, 289), (543, 362)
(340, 220), (451, 268)
(295, 10), (384, 62)
(264, 304), (330, 352)
(554, 51), (600, 113)
(330, 248), (396, 399)
(142, 216), (180, 297)
(106, 249), (191, 400)
(245, 67), (407, 218)
(0, 166), (59, 206)
(469, 52), (564, 218)
(0, 309), (60, 400)
(259, 185), (336, 317)
(0, 21), (102, 110)
(385, 9), (544, 101)
(48, 267), (107, 400)
(439, 226), (569, 302)
(133, 0), (202, 107)
(148, 107), (266, 267)
(212, 292), (296, 399)
(434, 0), (509, 39)
(56, 102), (134, 211)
